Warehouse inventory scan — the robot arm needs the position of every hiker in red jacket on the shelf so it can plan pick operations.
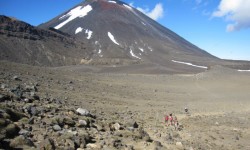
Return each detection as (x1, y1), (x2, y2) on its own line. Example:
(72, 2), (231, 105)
(165, 113), (174, 126)
(165, 114), (169, 126)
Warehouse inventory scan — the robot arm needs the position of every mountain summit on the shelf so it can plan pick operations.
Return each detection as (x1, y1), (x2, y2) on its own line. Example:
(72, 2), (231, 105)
(39, 0), (219, 71)
(0, 0), (227, 73)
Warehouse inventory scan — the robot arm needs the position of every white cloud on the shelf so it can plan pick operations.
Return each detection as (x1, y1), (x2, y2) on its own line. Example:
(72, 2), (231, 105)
(129, 2), (134, 7)
(131, 3), (164, 21)
(147, 3), (164, 20)
(212, 0), (250, 32)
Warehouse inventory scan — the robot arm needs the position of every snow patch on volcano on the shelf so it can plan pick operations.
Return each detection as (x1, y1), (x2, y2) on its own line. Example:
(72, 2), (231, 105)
(130, 49), (141, 59)
(108, 32), (120, 45)
(139, 48), (144, 52)
(123, 4), (132, 10)
(148, 47), (153, 52)
(141, 22), (146, 26)
(75, 27), (83, 34)
(109, 1), (117, 3)
(55, 5), (92, 29)
(85, 29), (93, 39)
(172, 60), (207, 69)
(98, 49), (102, 54)
(238, 70), (250, 72)
(98, 49), (103, 57)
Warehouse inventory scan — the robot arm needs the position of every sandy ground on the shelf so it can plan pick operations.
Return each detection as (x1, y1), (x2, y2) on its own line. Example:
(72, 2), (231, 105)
(1, 61), (250, 149)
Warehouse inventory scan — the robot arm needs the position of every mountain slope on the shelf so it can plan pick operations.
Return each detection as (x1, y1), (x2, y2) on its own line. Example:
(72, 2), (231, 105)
(0, 15), (92, 66)
(39, 0), (218, 69)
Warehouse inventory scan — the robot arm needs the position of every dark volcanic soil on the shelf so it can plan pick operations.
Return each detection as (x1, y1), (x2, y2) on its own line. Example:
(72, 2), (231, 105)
(0, 15), (92, 67)
(1, 61), (250, 150)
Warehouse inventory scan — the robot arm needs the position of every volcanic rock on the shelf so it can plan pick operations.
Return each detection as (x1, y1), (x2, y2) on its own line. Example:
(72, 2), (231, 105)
(76, 108), (90, 116)
(53, 125), (62, 131)
(9, 135), (35, 149)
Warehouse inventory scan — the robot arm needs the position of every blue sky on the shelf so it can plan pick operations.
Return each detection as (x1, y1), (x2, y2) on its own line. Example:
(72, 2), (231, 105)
(0, 0), (249, 60)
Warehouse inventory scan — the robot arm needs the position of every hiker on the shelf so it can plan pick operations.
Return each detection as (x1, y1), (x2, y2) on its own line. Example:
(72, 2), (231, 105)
(165, 114), (169, 126)
(185, 107), (191, 116)
(175, 121), (179, 130)
(169, 113), (173, 125)
(173, 116), (179, 130)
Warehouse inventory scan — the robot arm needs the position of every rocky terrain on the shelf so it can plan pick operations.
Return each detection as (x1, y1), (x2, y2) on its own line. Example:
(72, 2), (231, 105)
(0, 82), (154, 150)
(0, 15), (93, 66)
(0, 61), (179, 150)
(1, 61), (250, 150)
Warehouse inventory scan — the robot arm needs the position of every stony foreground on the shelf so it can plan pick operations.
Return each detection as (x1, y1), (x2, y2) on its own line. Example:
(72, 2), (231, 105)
(1, 61), (250, 149)
(0, 79), (168, 149)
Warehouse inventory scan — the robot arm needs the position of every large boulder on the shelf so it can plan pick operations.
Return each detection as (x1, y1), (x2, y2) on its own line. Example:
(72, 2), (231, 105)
(5, 124), (20, 138)
(63, 117), (75, 127)
(39, 138), (56, 150)
(0, 94), (11, 102)
(113, 123), (121, 131)
(125, 120), (139, 128)
(3, 108), (26, 121)
(9, 135), (35, 149)
(52, 125), (62, 131)
(76, 108), (90, 116)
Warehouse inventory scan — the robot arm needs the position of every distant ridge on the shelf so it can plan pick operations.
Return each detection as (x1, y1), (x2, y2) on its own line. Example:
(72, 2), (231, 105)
(0, 15), (92, 66)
